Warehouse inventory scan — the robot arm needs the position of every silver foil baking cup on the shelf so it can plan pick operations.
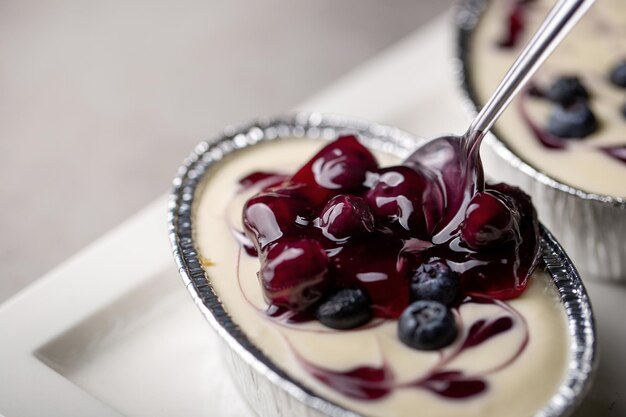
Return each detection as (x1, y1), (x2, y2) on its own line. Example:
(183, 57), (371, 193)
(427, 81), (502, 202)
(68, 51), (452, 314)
(454, 0), (626, 282)
(169, 113), (596, 417)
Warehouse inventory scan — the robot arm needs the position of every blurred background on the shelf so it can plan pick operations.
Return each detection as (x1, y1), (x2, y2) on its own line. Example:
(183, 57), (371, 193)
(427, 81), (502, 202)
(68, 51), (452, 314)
(0, 0), (453, 303)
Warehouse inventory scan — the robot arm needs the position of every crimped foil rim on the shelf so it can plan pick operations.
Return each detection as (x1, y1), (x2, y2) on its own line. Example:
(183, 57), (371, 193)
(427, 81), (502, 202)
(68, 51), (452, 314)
(453, 0), (626, 208)
(168, 112), (596, 417)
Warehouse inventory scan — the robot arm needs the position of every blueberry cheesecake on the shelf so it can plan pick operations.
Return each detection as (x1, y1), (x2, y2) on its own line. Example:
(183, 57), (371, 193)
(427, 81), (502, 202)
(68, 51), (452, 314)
(194, 135), (571, 417)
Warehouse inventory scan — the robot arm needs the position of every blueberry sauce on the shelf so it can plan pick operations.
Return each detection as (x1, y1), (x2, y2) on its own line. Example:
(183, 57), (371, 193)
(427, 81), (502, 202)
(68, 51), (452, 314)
(266, 304), (314, 324)
(413, 371), (487, 399)
(299, 360), (394, 401)
(601, 145), (626, 164)
(497, 1), (534, 49)
(239, 135), (541, 319)
(231, 228), (258, 257)
(238, 171), (288, 192)
(462, 316), (514, 349)
(526, 83), (546, 98)
(293, 297), (527, 401)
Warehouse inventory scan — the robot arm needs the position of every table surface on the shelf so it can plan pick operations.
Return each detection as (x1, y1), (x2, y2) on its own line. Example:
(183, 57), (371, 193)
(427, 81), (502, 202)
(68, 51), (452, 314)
(1, 15), (624, 417)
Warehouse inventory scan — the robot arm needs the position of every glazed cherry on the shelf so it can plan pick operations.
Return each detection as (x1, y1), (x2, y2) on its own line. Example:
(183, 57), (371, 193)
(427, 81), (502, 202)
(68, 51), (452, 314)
(242, 188), (313, 251)
(259, 238), (330, 311)
(460, 191), (519, 250)
(318, 194), (374, 242)
(291, 135), (378, 206)
(455, 184), (539, 300)
(490, 183), (541, 271)
(365, 166), (441, 238)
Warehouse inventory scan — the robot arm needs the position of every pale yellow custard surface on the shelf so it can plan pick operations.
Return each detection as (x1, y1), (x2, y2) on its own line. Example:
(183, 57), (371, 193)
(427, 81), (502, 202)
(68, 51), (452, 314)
(470, 0), (626, 198)
(194, 139), (570, 417)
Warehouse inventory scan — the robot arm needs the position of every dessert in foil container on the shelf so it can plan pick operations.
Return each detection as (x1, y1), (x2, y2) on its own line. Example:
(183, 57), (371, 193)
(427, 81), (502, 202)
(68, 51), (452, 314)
(169, 114), (596, 417)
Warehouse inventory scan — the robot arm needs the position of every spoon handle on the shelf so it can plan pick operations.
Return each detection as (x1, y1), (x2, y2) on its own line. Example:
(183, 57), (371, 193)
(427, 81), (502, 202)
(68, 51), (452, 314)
(467, 0), (595, 137)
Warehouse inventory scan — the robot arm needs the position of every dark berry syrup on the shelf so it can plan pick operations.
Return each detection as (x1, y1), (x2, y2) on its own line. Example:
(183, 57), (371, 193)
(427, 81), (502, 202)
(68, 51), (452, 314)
(240, 136), (540, 316)
(602, 145), (626, 164)
(497, 1), (536, 49)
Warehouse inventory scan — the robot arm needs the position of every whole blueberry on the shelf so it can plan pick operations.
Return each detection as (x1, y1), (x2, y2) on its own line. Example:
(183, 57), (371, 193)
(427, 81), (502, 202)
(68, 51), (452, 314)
(410, 261), (459, 306)
(291, 135), (378, 207)
(398, 300), (457, 350)
(461, 191), (519, 250)
(260, 238), (329, 311)
(546, 76), (589, 105)
(243, 189), (313, 250)
(622, 101), (626, 119)
(547, 102), (598, 138)
(610, 60), (626, 88)
(315, 287), (372, 330)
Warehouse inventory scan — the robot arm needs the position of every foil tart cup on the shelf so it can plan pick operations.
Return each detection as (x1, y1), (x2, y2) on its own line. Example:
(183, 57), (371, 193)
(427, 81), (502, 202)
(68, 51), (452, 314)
(454, 0), (626, 282)
(169, 113), (596, 417)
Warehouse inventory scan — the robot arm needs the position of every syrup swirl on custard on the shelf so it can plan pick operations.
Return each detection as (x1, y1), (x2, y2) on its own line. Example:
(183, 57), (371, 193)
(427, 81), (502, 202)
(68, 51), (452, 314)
(291, 297), (528, 400)
(234, 237), (530, 400)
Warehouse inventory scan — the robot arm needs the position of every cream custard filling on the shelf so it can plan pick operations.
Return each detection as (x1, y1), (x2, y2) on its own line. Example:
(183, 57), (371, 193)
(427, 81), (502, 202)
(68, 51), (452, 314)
(470, 0), (626, 198)
(195, 139), (569, 417)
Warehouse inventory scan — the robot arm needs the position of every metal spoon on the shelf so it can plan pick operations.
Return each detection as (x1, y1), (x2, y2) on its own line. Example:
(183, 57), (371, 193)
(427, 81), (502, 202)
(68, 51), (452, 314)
(405, 0), (595, 244)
